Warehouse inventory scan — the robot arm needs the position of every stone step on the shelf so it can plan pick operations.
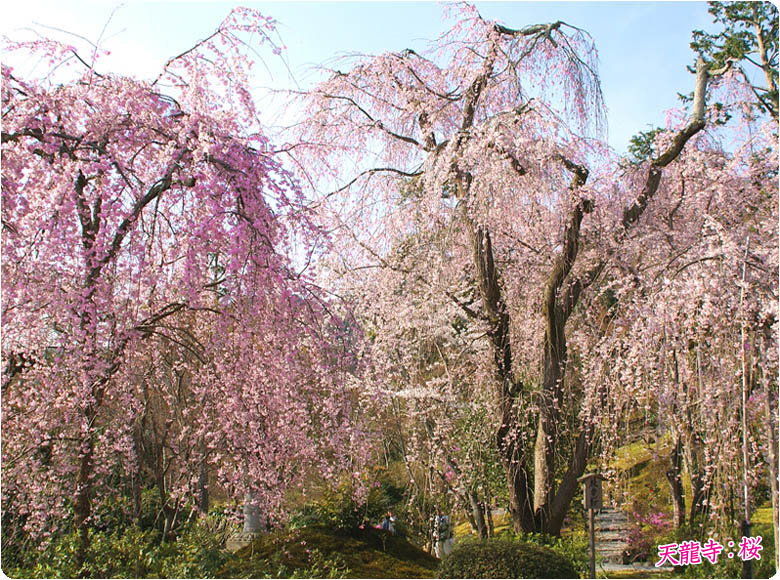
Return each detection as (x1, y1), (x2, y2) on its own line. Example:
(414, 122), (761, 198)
(593, 509), (630, 564)
(598, 545), (629, 563)
(595, 527), (630, 535)
(593, 512), (628, 522)
(595, 519), (629, 527)
(597, 538), (629, 546)
(595, 520), (630, 529)
(596, 540), (627, 549)
(595, 519), (630, 528)
(597, 541), (628, 551)
(597, 531), (630, 541)
(597, 542), (627, 550)
(598, 547), (627, 558)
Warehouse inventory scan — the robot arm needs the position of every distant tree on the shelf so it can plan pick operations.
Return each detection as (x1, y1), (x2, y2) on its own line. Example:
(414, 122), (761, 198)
(692, 1), (779, 119)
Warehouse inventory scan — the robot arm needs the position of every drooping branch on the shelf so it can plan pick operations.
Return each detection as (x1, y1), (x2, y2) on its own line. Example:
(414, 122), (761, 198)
(443, 288), (488, 322)
(487, 141), (528, 176)
(326, 166), (423, 200)
(87, 152), (189, 286)
(493, 21), (563, 40)
(315, 91), (424, 148)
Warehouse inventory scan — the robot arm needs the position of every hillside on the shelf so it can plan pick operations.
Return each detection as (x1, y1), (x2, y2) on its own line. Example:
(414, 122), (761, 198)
(218, 526), (439, 578)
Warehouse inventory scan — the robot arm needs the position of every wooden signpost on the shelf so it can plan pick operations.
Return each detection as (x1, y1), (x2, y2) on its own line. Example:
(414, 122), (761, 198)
(579, 473), (603, 578)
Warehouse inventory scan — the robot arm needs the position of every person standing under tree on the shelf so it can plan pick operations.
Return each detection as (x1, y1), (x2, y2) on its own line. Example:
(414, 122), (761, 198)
(431, 507), (454, 558)
(380, 511), (396, 534)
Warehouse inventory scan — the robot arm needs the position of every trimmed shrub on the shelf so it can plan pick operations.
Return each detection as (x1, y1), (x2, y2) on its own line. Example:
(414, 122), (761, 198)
(438, 537), (579, 579)
(494, 529), (589, 576)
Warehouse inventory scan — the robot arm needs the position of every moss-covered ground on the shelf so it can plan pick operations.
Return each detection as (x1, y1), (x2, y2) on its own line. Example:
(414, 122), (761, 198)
(218, 525), (439, 578)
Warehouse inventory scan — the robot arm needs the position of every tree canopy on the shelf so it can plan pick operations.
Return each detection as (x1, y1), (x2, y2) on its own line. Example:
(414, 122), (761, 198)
(1, 2), (777, 574)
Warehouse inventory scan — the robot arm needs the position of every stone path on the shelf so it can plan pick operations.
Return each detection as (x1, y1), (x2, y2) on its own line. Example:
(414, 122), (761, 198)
(592, 508), (675, 577)
(598, 561), (674, 576)
(594, 507), (630, 564)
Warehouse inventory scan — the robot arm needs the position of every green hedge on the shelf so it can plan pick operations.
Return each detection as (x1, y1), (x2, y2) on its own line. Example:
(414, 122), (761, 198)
(438, 537), (579, 579)
(4, 523), (229, 578)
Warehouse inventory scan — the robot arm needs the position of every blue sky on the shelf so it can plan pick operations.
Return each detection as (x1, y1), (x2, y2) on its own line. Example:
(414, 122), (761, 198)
(2, 1), (716, 152)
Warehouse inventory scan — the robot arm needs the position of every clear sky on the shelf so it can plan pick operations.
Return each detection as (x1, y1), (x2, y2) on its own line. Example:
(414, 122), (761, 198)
(1, 1), (716, 153)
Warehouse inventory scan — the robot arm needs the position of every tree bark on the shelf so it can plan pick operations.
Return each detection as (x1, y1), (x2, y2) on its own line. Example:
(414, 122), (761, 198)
(486, 502), (495, 537)
(198, 462), (210, 514)
(468, 491), (488, 538)
(666, 436), (686, 528)
(463, 214), (537, 533)
(74, 410), (96, 575)
(684, 434), (711, 523)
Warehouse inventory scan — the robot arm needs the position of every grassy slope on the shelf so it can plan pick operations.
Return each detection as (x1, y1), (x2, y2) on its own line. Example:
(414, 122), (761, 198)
(219, 525), (439, 578)
(218, 440), (774, 579)
(607, 438), (777, 578)
(450, 442), (776, 579)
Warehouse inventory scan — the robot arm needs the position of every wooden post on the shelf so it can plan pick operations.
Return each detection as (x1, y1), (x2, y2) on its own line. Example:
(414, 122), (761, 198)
(579, 473), (603, 579)
(739, 238), (752, 580)
(588, 506), (596, 578)
(741, 519), (753, 580)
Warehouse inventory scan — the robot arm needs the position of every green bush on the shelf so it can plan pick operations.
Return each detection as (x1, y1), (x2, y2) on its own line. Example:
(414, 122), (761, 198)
(289, 478), (404, 532)
(494, 528), (589, 575)
(6, 521), (229, 578)
(438, 537), (579, 578)
(528, 531), (589, 576)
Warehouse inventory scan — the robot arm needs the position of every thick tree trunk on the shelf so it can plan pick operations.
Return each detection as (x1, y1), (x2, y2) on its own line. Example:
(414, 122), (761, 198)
(463, 217), (537, 534)
(454, 58), (709, 539)
(496, 395), (537, 533)
(684, 434), (711, 523)
(485, 502), (495, 537)
(531, 178), (592, 536)
(666, 437), (686, 528)
(465, 180), (593, 537)
(467, 491), (488, 538)
(74, 412), (96, 575)
(533, 315), (566, 529)
(504, 456), (536, 533)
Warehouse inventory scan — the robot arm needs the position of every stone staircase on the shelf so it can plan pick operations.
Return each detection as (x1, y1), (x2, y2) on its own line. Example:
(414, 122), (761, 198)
(593, 508), (631, 564)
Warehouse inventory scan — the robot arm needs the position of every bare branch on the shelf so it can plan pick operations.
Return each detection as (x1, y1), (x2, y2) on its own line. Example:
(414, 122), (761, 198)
(316, 91), (423, 148)
(622, 57), (709, 232)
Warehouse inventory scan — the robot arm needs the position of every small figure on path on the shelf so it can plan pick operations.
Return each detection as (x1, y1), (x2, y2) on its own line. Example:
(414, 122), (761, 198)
(431, 507), (453, 558)
(381, 511), (396, 533)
